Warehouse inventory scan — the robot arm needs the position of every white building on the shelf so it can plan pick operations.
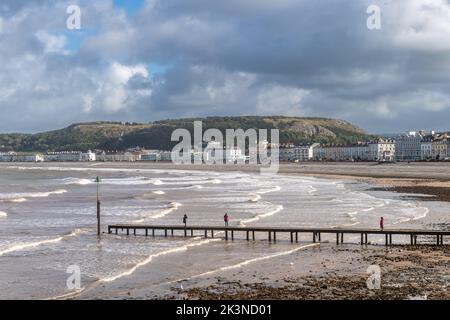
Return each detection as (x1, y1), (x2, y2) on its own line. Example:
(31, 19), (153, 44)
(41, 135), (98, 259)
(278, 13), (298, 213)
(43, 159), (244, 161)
(159, 151), (172, 161)
(81, 150), (96, 162)
(368, 138), (395, 161)
(140, 150), (160, 161)
(45, 151), (96, 162)
(312, 139), (394, 162)
(96, 151), (137, 162)
(225, 147), (245, 163)
(279, 143), (319, 162)
(395, 131), (424, 161)
(420, 136), (433, 160)
(0, 152), (44, 162)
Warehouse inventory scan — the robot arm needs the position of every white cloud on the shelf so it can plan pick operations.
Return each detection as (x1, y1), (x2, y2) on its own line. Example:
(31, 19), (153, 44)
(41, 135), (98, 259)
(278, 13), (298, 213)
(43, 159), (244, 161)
(389, 0), (450, 51)
(257, 86), (310, 116)
(35, 31), (66, 53)
(100, 62), (150, 113)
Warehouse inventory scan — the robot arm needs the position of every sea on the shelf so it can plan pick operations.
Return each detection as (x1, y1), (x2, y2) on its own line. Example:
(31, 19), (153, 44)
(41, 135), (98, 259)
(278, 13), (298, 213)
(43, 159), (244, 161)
(0, 163), (434, 299)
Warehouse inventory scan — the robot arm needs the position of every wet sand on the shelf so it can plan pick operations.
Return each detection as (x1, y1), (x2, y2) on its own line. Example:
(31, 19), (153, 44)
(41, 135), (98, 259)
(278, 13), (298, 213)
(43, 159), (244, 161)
(174, 245), (450, 300)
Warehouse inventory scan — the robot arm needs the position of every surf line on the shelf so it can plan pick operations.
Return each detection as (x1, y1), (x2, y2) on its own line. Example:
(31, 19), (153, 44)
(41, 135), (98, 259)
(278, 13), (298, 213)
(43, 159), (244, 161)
(239, 205), (284, 226)
(52, 237), (223, 300)
(0, 229), (85, 257)
(167, 243), (320, 284)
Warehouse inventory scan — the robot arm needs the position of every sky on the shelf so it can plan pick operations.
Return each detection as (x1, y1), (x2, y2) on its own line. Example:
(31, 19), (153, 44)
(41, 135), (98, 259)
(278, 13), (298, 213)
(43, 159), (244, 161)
(1, 0), (450, 134)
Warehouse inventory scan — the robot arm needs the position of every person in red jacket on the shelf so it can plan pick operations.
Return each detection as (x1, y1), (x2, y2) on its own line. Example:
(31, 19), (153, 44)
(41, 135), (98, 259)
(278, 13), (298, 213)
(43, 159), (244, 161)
(380, 217), (384, 231)
(224, 213), (229, 227)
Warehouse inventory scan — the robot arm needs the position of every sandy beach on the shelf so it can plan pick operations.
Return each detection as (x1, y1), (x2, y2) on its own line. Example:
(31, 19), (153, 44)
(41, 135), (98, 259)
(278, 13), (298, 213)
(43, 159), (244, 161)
(67, 162), (449, 300)
(1, 162), (449, 300)
(157, 162), (450, 300)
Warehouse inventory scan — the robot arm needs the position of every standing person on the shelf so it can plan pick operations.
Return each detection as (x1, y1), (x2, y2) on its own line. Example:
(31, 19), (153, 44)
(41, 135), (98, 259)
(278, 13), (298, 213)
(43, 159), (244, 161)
(380, 217), (384, 231)
(224, 213), (229, 227)
(183, 214), (188, 227)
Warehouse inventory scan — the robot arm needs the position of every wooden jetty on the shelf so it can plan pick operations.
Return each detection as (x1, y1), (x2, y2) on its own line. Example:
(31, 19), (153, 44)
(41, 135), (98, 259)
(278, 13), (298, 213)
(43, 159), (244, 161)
(108, 224), (449, 246)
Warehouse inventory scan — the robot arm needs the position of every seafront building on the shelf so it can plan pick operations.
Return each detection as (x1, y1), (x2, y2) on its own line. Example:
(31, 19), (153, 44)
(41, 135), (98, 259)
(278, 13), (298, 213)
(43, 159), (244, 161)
(44, 151), (96, 162)
(395, 131), (424, 161)
(312, 138), (395, 162)
(419, 132), (449, 160)
(279, 143), (319, 162)
(1, 130), (449, 163)
(0, 152), (44, 162)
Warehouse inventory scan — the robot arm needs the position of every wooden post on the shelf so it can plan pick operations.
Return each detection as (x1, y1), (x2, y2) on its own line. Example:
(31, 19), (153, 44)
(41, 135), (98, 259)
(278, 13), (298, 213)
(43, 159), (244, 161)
(126, 228), (129, 236)
(164, 229), (167, 237)
(246, 231), (249, 241)
(389, 234), (392, 245)
(205, 230), (208, 238)
(273, 232), (276, 242)
(152, 229), (155, 237)
(184, 228), (187, 237)
(385, 234), (388, 246)
(133, 228), (136, 236)
(313, 232), (316, 243)
(290, 232), (293, 243)
(211, 230), (214, 238)
(437, 235), (440, 246)
(336, 233), (339, 245)
(225, 230), (228, 240)
(295, 232), (298, 243)
(410, 234), (413, 245)
(361, 233), (364, 245)
(145, 229), (148, 237)
(365, 233), (368, 244)
(268, 232), (272, 242)
(190, 229), (193, 237)
(115, 228), (118, 235)
(318, 233), (321, 241)
(96, 176), (101, 237)
(171, 229), (174, 237)
(231, 230), (234, 240)
(252, 231), (255, 241)
(341, 233), (344, 244)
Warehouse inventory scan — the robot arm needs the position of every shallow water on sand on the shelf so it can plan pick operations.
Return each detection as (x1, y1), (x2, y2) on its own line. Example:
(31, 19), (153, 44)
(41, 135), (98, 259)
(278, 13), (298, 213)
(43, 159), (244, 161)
(0, 163), (435, 299)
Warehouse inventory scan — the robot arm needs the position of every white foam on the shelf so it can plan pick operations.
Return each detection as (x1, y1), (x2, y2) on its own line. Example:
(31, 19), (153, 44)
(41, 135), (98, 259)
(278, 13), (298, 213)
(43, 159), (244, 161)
(0, 189), (67, 201)
(152, 190), (165, 195)
(100, 238), (221, 283)
(412, 207), (429, 221)
(248, 194), (261, 202)
(240, 205), (283, 226)
(256, 185), (281, 194)
(0, 211), (7, 218)
(133, 202), (182, 223)
(0, 228), (85, 257)
(308, 186), (318, 194)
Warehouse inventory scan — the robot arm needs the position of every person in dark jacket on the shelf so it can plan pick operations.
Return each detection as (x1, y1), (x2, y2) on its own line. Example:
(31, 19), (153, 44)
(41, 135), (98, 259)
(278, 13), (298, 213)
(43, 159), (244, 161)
(183, 214), (188, 227)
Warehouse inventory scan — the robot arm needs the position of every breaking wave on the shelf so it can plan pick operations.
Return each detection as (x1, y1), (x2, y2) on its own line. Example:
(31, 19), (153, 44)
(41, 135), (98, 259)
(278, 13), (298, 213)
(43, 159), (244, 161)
(0, 229), (85, 257)
(0, 189), (67, 201)
(240, 205), (284, 226)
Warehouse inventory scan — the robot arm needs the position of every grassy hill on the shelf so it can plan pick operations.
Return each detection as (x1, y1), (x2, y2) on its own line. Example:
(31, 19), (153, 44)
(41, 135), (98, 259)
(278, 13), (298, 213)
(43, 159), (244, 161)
(0, 116), (373, 152)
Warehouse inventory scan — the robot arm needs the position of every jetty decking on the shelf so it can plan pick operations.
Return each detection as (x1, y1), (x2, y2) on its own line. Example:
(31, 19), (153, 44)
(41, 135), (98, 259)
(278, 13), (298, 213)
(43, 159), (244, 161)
(108, 224), (449, 246)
